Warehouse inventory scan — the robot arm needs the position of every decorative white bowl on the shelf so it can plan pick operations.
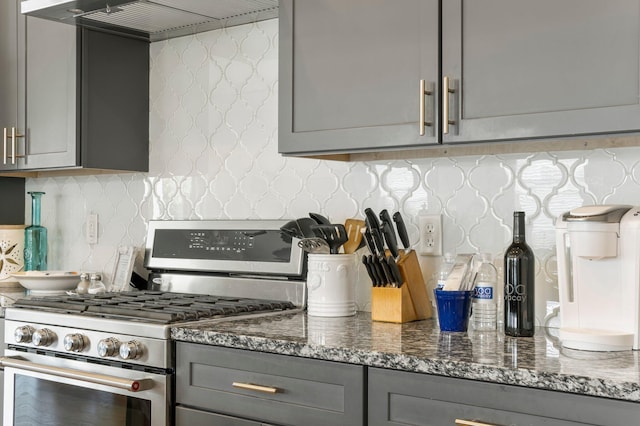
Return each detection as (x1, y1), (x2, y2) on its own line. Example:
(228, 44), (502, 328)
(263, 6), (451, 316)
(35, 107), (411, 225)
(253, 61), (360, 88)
(11, 271), (81, 295)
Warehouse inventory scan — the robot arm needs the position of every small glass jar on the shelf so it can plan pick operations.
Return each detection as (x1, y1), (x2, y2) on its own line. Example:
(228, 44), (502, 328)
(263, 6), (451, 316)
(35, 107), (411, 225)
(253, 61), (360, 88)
(88, 273), (106, 294)
(76, 272), (91, 294)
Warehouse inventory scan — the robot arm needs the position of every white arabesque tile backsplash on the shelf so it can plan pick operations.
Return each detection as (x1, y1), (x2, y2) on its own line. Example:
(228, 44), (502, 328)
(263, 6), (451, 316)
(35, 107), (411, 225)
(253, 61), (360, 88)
(25, 19), (640, 323)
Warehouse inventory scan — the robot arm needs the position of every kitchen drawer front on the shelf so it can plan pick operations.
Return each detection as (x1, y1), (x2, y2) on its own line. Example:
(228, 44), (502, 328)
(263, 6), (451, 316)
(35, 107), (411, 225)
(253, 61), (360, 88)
(369, 368), (639, 426)
(176, 343), (365, 426)
(176, 406), (263, 426)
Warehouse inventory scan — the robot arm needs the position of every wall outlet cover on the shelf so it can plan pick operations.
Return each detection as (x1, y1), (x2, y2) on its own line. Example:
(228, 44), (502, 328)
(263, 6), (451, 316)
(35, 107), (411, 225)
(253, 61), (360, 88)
(418, 214), (442, 256)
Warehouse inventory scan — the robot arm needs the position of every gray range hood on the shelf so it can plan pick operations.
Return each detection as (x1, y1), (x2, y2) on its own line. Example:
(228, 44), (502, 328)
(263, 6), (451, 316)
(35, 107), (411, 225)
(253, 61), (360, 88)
(21, 0), (278, 42)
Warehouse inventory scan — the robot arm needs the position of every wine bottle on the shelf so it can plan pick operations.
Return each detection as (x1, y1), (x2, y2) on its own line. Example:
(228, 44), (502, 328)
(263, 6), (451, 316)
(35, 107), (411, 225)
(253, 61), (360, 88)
(503, 211), (535, 337)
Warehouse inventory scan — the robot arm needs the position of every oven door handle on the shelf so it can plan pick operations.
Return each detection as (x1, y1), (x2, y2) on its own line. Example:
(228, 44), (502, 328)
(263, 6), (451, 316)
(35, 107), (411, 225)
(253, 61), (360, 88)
(0, 356), (154, 392)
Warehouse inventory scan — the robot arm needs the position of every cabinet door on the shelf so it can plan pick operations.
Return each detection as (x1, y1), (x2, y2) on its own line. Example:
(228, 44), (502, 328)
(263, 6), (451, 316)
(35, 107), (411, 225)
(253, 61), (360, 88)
(279, 0), (439, 155)
(0, 0), (19, 131)
(0, 0), (24, 171)
(442, 0), (640, 143)
(368, 368), (640, 426)
(21, 17), (77, 170)
(176, 343), (365, 426)
(176, 406), (263, 426)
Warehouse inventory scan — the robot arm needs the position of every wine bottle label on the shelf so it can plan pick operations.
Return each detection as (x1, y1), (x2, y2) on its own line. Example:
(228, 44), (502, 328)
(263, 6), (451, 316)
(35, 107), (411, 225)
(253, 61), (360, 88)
(505, 281), (527, 302)
(473, 285), (493, 300)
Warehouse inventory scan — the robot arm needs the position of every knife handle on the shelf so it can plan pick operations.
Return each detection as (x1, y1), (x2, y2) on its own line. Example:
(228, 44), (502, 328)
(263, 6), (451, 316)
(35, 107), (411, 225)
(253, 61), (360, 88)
(369, 256), (384, 286)
(378, 256), (394, 286)
(379, 209), (393, 228)
(392, 211), (411, 250)
(369, 227), (386, 255)
(362, 255), (377, 286)
(364, 208), (382, 231)
(363, 228), (377, 255)
(381, 222), (399, 258)
(387, 256), (404, 287)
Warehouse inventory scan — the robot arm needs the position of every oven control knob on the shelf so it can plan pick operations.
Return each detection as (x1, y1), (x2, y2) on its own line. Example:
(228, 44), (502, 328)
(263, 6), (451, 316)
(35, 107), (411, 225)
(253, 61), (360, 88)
(119, 340), (143, 360)
(97, 338), (121, 357)
(32, 328), (56, 347)
(63, 334), (87, 352)
(14, 325), (35, 343)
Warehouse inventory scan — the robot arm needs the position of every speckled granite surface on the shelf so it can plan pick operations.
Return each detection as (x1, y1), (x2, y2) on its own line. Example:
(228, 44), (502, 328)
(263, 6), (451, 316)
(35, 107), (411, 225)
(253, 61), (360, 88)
(172, 311), (640, 403)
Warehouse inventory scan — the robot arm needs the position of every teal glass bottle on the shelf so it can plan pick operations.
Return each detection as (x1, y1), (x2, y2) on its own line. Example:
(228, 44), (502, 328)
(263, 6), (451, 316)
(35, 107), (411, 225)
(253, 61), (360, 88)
(25, 191), (47, 271)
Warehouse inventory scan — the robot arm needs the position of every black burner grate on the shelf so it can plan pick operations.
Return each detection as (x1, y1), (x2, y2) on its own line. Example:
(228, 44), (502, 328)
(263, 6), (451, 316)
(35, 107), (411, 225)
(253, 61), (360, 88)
(13, 291), (296, 324)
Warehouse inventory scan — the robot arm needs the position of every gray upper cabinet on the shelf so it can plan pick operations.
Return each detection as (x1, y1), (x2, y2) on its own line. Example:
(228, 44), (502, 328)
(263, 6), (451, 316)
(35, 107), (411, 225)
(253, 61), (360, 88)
(21, 17), (77, 170)
(280, 0), (640, 156)
(0, 0), (25, 167)
(1, 3), (149, 173)
(442, 0), (640, 144)
(279, 0), (440, 155)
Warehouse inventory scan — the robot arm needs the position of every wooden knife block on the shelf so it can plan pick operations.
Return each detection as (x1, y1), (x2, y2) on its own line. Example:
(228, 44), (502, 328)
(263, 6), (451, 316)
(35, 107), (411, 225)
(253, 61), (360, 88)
(371, 250), (432, 323)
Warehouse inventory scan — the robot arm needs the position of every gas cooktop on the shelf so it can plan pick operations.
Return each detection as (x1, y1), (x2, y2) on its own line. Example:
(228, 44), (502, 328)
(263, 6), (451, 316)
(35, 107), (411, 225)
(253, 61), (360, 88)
(11, 291), (296, 325)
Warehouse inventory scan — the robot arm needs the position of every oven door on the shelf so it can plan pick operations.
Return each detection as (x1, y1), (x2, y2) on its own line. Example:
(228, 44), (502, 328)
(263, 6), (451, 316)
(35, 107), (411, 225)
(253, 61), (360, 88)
(1, 350), (170, 426)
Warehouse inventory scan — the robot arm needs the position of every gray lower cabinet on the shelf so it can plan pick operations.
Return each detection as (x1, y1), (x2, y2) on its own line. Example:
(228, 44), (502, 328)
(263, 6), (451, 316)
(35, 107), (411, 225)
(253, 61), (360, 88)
(368, 367), (640, 426)
(176, 406), (265, 425)
(1, 2), (149, 173)
(280, 0), (640, 155)
(175, 343), (365, 426)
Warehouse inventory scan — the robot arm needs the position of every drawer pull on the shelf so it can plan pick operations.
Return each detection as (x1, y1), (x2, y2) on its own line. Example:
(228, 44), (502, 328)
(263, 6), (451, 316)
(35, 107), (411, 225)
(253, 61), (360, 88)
(455, 419), (500, 426)
(232, 382), (279, 394)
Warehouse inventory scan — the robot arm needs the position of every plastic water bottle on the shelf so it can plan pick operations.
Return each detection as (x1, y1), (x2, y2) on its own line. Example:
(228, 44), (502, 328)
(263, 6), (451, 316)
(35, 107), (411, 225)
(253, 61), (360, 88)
(432, 253), (455, 320)
(435, 252), (455, 290)
(472, 253), (497, 331)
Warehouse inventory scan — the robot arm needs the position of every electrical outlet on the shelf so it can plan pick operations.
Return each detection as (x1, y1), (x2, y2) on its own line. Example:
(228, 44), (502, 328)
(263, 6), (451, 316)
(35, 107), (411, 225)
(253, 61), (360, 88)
(86, 213), (98, 244)
(418, 214), (442, 256)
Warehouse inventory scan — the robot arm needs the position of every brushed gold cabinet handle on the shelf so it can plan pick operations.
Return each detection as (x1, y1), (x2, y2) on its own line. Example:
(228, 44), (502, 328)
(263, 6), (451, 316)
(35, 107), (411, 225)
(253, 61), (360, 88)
(8, 127), (25, 164)
(3, 128), (7, 165)
(455, 419), (500, 426)
(419, 79), (433, 136)
(443, 76), (456, 134)
(232, 382), (279, 394)
(11, 127), (16, 165)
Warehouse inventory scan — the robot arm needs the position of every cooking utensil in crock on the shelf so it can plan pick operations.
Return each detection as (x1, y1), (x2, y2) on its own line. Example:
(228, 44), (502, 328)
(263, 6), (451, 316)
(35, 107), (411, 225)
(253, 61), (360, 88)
(311, 224), (349, 254)
(297, 238), (330, 254)
(280, 217), (317, 239)
(297, 217), (317, 238)
(309, 213), (331, 225)
(342, 219), (365, 254)
(280, 220), (302, 239)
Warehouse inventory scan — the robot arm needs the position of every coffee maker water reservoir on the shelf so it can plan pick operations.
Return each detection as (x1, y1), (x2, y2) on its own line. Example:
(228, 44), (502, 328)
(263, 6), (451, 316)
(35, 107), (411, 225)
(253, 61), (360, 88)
(556, 205), (640, 351)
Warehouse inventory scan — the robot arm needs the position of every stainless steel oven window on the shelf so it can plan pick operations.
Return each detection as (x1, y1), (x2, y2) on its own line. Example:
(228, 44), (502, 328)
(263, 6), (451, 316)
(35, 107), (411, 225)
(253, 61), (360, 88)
(3, 351), (170, 426)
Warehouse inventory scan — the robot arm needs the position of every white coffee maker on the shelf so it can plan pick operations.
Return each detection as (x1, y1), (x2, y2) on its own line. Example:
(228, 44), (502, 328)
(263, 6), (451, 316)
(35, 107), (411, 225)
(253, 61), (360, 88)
(555, 205), (640, 351)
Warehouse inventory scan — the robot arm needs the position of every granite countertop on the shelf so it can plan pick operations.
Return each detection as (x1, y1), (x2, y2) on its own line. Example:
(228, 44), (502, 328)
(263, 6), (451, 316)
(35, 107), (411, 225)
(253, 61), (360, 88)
(172, 311), (640, 403)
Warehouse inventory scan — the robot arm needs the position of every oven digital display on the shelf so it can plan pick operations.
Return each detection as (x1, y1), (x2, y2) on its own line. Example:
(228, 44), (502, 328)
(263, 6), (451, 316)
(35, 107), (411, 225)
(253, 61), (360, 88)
(152, 229), (292, 262)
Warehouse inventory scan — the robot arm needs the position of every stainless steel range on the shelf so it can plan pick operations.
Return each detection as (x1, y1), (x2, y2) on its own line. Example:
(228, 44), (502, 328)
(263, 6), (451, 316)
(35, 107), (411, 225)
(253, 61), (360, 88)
(1, 220), (307, 426)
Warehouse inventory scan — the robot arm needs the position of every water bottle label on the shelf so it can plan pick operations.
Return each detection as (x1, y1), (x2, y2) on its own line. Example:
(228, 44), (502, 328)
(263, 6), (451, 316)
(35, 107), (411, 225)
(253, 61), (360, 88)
(473, 285), (493, 300)
(436, 279), (446, 290)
